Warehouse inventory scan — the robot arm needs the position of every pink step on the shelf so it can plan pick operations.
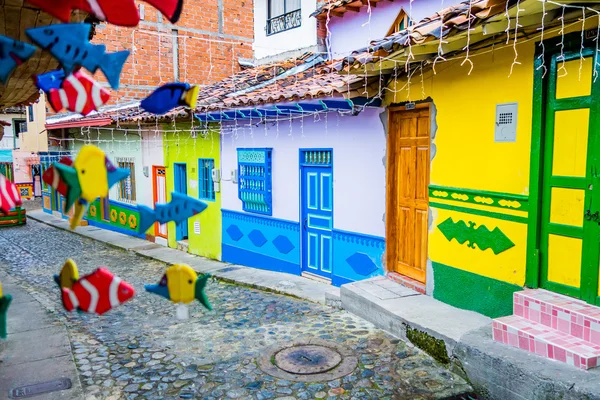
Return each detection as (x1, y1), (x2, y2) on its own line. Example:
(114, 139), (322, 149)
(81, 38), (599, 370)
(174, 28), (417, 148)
(514, 289), (600, 346)
(493, 315), (600, 370)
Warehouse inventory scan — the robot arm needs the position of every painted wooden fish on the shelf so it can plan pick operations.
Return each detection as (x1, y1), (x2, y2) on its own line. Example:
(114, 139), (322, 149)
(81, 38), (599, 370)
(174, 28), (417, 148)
(0, 173), (22, 214)
(140, 83), (199, 115)
(0, 35), (36, 84)
(0, 281), (12, 339)
(42, 156), (73, 198)
(26, 24), (129, 89)
(40, 70), (111, 116)
(137, 192), (207, 234)
(26, 0), (184, 27)
(34, 69), (66, 93)
(145, 264), (212, 310)
(53, 145), (129, 218)
(60, 264), (135, 315)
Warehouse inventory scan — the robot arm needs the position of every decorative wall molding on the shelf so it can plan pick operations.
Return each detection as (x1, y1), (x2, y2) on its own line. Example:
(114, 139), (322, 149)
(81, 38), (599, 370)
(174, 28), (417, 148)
(222, 209), (300, 231)
(429, 185), (529, 211)
(333, 229), (385, 250)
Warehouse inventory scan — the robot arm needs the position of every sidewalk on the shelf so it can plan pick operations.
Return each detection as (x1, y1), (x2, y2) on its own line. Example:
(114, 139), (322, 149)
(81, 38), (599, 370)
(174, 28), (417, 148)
(28, 210), (341, 307)
(0, 270), (83, 400)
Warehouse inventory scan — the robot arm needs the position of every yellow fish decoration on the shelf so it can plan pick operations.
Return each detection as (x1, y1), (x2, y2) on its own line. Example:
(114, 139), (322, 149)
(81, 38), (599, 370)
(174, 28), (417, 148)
(52, 145), (130, 229)
(145, 264), (212, 310)
(53, 259), (79, 289)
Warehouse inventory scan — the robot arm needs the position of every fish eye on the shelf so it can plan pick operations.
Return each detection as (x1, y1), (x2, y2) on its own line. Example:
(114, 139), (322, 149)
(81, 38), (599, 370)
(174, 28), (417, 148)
(81, 169), (85, 174)
(188, 280), (193, 284)
(120, 288), (129, 294)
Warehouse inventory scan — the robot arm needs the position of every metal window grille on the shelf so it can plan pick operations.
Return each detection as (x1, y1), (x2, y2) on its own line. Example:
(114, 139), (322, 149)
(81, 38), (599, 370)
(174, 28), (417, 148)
(116, 158), (136, 203)
(267, 0), (301, 35)
(0, 162), (14, 181)
(198, 158), (215, 201)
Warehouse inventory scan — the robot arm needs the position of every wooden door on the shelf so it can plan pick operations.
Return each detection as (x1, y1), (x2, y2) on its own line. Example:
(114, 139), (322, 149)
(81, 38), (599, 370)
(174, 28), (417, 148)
(301, 158), (333, 279)
(153, 166), (168, 238)
(539, 50), (600, 303)
(173, 163), (188, 241)
(387, 107), (430, 283)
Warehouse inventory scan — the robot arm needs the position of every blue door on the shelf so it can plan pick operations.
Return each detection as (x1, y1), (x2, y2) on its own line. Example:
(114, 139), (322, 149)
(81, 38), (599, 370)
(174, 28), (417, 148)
(174, 163), (188, 241)
(301, 152), (333, 279)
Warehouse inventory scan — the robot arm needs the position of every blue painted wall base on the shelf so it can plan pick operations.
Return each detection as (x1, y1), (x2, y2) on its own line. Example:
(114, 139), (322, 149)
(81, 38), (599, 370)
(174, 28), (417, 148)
(222, 244), (300, 275)
(86, 219), (146, 239)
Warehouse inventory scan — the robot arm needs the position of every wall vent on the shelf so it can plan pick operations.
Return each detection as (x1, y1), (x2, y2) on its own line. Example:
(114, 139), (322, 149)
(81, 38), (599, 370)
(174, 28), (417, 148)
(495, 103), (518, 142)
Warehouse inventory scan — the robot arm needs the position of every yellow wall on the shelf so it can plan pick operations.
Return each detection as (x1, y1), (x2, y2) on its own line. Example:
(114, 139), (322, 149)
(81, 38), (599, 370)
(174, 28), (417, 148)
(164, 125), (222, 260)
(384, 21), (595, 294)
(22, 97), (48, 152)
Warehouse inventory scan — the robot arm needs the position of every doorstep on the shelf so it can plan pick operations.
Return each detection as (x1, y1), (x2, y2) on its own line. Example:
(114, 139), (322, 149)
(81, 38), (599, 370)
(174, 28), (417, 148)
(27, 210), (340, 306)
(341, 276), (600, 399)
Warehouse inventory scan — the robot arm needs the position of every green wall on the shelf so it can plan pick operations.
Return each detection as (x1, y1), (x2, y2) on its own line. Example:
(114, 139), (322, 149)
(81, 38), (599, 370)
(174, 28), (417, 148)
(164, 124), (222, 260)
(432, 262), (522, 318)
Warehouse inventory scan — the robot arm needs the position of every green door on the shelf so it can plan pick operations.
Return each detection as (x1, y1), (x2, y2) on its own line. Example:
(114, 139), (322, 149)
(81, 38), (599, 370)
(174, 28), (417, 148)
(539, 49), (600, 304)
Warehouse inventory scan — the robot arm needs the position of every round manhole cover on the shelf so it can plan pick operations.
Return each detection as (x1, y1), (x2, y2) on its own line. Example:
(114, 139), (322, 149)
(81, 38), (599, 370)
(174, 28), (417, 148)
(258, 339), (358, 382)
(275, 345), (342, 375)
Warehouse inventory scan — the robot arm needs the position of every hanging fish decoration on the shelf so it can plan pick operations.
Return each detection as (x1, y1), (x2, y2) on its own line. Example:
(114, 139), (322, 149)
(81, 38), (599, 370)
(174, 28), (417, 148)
(41, 156), (73, 198)
(0, 281), (12, 339)
(26, 24), (130, 89)
(140, 82), (199, 115)
(0, 173), (22, 214)
(35, 70), (110, 116)
(145, 264), (212, 310)
(56, 260), (135, 315)
(136, 192), (207, 234)
(0, 35), (37, 84)
(52, 145), (129, 228)
(27, 0), (184, 27)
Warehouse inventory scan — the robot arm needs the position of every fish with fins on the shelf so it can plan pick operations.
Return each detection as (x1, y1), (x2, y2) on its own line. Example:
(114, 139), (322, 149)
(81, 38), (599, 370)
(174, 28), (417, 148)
(0, 35), (37, 84)
(55, 259), (135, 315)
(52, 145), (129, 228)
(140, 82), (199, 115)
(26, 0), (184, 27)
(136, 192), (207, 234)
(145, 264), (212, 311)
(42, 70), (110, 116)
(26, 24), (129, 89)
(34, 69), (66, 93)
(42, 156), (72, 198)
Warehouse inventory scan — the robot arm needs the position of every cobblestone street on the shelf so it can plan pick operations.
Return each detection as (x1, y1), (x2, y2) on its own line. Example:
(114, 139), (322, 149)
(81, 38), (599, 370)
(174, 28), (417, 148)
(0, 221), (472, 400)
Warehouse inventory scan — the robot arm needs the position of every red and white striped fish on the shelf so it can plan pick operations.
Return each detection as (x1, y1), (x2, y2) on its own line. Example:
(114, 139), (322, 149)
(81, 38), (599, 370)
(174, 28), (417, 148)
(0, 173), (22, 213)
(48, 71), (110, 116)
(42, 156), (73, 198)
(62, 267), (135, 315)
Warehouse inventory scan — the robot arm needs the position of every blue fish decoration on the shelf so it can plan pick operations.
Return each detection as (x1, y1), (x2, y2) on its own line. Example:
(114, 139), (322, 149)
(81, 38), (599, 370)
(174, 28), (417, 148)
(0, 35), (36, 84)
(137, 192), (207, 234)
(140, 82), (199, 115)
(34, 69), (66, 92)
(26, 24), (129, 89)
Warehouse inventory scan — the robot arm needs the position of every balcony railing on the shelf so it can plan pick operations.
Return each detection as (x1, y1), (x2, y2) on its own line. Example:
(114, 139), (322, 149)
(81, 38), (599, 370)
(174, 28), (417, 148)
(267, 9), (301, 36)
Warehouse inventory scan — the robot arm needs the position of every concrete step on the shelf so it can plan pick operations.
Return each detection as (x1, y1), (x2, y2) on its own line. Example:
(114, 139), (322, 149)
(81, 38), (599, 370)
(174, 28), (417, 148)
(514, 289), (600, 345)
(493, 315), (600, 370)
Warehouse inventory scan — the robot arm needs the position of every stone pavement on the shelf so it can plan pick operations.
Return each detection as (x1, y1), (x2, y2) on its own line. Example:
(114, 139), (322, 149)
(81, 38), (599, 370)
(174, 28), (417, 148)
(0, 270), (83, 399)
(28, 210), (341, 307)
(0, 220), (473, 399)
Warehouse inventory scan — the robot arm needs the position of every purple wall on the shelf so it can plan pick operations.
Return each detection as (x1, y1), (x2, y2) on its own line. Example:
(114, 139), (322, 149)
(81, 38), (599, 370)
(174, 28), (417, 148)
(327, 0), (439, 57)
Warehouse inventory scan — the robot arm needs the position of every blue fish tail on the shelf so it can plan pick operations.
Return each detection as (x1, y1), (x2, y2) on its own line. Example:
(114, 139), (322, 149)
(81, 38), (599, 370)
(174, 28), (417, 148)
(100, 50), (130, 89)
(137, 205), (157, 234)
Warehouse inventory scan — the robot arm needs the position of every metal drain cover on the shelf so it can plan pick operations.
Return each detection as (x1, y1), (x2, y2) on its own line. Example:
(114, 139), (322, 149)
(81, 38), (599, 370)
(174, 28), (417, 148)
(275, 345), (342, 374)
(258, 339), (358, 382)
(9, 378), (72, 399)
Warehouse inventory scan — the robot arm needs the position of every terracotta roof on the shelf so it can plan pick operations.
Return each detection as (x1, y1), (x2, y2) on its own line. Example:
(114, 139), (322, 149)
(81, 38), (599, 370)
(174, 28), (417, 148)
(311, 0), (396, 19)
(194, 52), (360, 111)
(47, 52), (373, 125)
(334, 0), (588, 73)
(1, 2), (89, 109)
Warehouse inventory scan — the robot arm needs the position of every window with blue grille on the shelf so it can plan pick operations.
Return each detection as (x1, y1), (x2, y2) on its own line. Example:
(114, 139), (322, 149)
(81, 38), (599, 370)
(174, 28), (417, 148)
(198, 158), (215, 201)
(237, 148), (272, 215)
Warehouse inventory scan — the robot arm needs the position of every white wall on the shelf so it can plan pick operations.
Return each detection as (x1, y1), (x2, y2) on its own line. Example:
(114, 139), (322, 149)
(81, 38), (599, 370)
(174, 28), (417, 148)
(221, 107), (386, 237)
(254, 0), (318, 60)
(139, 130), (165, 207)
(0, 114), (25, 150)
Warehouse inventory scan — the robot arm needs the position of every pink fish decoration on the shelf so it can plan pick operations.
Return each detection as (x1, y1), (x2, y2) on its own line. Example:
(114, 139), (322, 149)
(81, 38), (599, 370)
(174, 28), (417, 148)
(0, 173), (22, 213)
